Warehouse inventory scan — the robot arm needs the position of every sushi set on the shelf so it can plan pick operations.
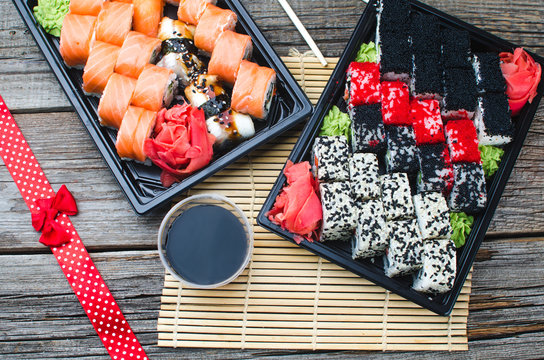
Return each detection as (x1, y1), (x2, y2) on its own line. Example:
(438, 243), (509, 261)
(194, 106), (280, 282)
(13, 0), (312, 214)
(258, 0), (544, 316)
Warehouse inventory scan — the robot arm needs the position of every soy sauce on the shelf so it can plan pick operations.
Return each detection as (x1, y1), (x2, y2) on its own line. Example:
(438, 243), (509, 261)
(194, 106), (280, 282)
(165, 204), (248, 286)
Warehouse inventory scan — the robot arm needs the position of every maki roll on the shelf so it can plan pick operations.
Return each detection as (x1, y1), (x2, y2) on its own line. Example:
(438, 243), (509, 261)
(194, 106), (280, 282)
(380, 173), (415, 221)
(157, 17), (196, 41)
(385, 126), (419, 174)
(383, 219), (423, 277)
(376, 0), (411, 42)
(311, 136), (350, 182)
(131, 64), (178, 112)
(349, 153), (381, 201)
(345, 62), (381, 109)
(442, 68), (478, 120)
(381, 81), (411, 125)
(413, 192), (452, 240)
(206, 110), (255, 149)
(231, 60), (276, 120)
(157, 37), (203, 87)
(417, 143), (454, 194)
(411, 99), (445, 145)
(472, 52), (507, 93)
(379, 31), (412, 83)
(115, 31), (162, 79)
(448, 163), (487, 213)
(445, 119), (481, 163)
(412, 239), (457, 294)
(441, 27), (471, 70)
(185, 74), (230, 118)
(474, 93), (514, 146)
(319, 182), (357, 242)
(411, 54), (443, 100)
(352, 199), (389, 259)
(409, 12), (440, 55)
(350, 104), (386, 153)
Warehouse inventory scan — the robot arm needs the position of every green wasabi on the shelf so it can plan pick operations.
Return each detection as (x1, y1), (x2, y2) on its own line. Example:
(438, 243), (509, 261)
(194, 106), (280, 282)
(479, 145), (504, 178)
(450, 212), (474, 248)
(33, 0), (70, 37)
(319, 106), (351, 140)
(355, 42), (378, 63)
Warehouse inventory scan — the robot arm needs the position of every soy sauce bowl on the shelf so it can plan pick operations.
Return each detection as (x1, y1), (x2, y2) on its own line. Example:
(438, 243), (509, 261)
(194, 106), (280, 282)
(158, 194), (253, 289)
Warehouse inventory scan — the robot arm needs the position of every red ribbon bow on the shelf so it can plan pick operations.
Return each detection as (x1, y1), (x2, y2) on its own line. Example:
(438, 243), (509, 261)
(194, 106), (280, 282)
(31, 185), (78, 247)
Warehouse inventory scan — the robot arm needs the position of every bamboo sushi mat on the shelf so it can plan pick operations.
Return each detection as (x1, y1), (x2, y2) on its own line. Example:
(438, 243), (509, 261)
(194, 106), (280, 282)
(157, 52), (471, 351)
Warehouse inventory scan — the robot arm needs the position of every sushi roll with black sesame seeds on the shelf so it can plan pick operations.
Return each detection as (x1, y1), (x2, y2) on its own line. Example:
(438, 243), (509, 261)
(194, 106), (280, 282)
(205, 110), (255, 149)
(380, 173), (415, 221)
(383, 219), (423, 277)
(184, 74), (230, 119)
(472, 52), (507, 93)
(385, 126), (419, 174)
(448, 163), (487, 213)
(349, 153), (381, 200)
(379, 31), (412, 83)
(442, 68), (478, 120)
(412, 239), (457, 294)
(319, 182), (357, 242)
(311, 136), (350, 182)
(409, 12), (440, 55)
(413, 192), (452, 240)
(474, 93), (514, 146)
(441, 27), (471, 69)
(411, 54), (444, 100)
(352, 199), (389, 259)
(350, 104), (386, 153)
(417, 143), (454, 194)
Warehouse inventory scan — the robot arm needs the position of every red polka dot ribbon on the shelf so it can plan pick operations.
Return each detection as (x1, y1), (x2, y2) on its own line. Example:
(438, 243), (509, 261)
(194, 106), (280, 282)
(0, 96), (149, 360)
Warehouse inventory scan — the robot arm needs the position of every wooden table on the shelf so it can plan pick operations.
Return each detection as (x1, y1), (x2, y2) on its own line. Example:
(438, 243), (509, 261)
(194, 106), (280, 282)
(1, 0), (543, 358)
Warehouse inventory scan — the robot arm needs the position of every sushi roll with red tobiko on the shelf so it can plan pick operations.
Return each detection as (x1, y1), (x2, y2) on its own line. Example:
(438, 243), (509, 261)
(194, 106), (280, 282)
(345, 62), (381, 109)
(381, 81), (411, 125)
(445, 119), (481, 163)
(411, 99), (445, 145)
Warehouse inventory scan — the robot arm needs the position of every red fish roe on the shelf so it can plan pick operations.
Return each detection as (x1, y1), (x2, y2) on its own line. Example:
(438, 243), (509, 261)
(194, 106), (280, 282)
(345, 62), (381, 108)
(381, 81), (411, 125)
(411, 99), (445, 145)
(445, 119), (481, 163)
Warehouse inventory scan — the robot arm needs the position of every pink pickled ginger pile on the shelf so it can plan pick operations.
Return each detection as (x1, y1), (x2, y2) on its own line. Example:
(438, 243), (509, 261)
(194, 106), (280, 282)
(267, 161), (322, 243)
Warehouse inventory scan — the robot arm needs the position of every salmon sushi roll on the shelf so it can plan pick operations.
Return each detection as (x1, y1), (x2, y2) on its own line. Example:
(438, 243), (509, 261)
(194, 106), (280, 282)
(132, 109), (157, 163)
(194, 4), (237, 54)
(69, 0), (105, 16)
(59, 14), (96, 68)
(82, 41), (120, 96)
(133, 0), (163, 37)
(231, 60), (276, 119)
(116, 106), (143, 160)
(95, 2), (133, 46)
(177, 0), (217, 26)
(132, 64), (177, 112)
(115, 31), (162, 79)
(208, 30), (252, 84)
(98, 73), (137, 129)
(158, 17), (195, 41)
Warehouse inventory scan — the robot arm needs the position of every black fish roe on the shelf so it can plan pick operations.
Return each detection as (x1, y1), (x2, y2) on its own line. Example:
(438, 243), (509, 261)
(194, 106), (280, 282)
(379, 0), (411, 34)
(480, 93), (513, 137)
(410, 12), (440, 55)
(443, 69), (477, 111)
(441, 27), (471, 69)
(450, 163), (486, 213)
(474, 52), (507, 93)
(350, 103), (386, 153)
(380, 32), (411, 75)
(417, 143), (450, 192)
(413, 55), (443, 96)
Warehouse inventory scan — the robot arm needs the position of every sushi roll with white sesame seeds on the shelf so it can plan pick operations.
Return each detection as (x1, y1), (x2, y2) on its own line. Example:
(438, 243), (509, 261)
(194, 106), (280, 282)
(319, 182), (357, 242)
(383, 219), (423, 277)
(311, 136), (350, 183)
(448, 163), (487, 213)
(380, 173), (415, 221)
(412, 239), (457, 294)
(349, 153), (381, 200)
(352, 199), (389, 259)
(413, 192), (452, 240)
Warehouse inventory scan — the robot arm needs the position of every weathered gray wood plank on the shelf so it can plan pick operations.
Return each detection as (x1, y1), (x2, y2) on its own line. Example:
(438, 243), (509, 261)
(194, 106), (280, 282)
(0, 237), (543, 359)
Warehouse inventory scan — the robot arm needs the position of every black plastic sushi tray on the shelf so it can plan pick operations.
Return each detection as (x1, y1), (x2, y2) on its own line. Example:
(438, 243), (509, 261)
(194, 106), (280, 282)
(257, 0), (544, 316)
(12, 0), (312, 214)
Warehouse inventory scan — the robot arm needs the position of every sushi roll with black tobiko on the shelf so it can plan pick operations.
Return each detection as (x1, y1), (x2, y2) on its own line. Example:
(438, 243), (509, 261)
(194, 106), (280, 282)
(376, 0), (410, 49)
(474, 92), (514, 146)
(412, 239), (457, 294)
(383, 219), (423, 277)
(411, 99), (445, 145)
(445, 119), (481, 163)
(352, 199), (389, 259)
(409, 12), (441, 56)
(380, 172), (415, 221)
(349, 153), (381, 200)
(345, 62), (381, 109)
(381, 81), (411, 126)
(385, 126), (419, 174)
(311, 136), (350, 182)
(413, 192), (452, 240)
(319, 182), (357, 242)
(441, 27), (471, 69)
(350, 104), (386, 153)
(379, 31), (412, 83)
(472, 52), (507, 93)
(411, 54), (444, 100)
(448, 163), (487, 213)
(417, 143), (454, 194)
(442, 68), (478, 120)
